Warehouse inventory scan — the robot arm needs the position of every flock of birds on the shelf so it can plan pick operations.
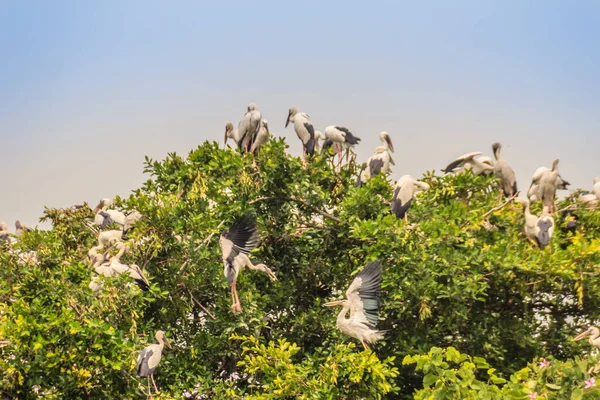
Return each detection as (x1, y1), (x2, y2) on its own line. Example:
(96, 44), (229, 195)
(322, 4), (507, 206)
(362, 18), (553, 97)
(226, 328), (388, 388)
(2, 102), (600, 394)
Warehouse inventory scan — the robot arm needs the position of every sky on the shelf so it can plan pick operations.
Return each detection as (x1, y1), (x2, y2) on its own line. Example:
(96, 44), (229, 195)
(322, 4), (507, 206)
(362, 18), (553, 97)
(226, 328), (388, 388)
(1, 1), (599, 230)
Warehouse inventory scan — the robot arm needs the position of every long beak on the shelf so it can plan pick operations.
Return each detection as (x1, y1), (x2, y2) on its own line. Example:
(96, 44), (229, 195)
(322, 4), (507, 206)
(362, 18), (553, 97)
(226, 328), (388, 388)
(575, 331), (590, 341)
(285, 111), (291, 128)
(389, 142), (394, 153)
(323, 300), (345, 307)
(224, 129), (228, 147)
(165, 337), (172, 349)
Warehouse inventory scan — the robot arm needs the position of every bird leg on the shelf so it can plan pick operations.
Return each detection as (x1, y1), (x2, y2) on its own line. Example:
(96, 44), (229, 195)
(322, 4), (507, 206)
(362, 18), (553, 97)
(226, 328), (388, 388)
(230, 281), (242, 313)
(302, 146), (307, 168)
(151, 373), (159, 393)
(361, 340), (369, 351)
(147, 377), (151, 397)
(403, 213), (408, 223)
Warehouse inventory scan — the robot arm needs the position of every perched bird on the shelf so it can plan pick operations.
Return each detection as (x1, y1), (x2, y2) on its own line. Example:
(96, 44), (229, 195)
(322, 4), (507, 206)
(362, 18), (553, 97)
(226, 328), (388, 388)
(220, 216), (277, 314)
(0, 222), (13, 243)
(376, 131), (394, 153)
(391, 175), (430, 222)
(89, 242), (148, 292)
(527, 165), (570, 202)
(323, 260), (384, 350)
(137, 330), (172, 395)
(492, 142), (518, 200)
(515, 198), (540, 245)
(285, 106), (316, 163)
(574, 327), (600, 349)
(250, 119), (271, 154)
(356, 148), (394, 186)
(442, 152), (494, 175)
(224, 122), (243, 149)
(239, 103), (263, 152)
(537, 159), (560, 212)
(535, 206), (555, 250)
(15, 221), (29, 236)
(323, 125), (361, 164)
(314, 131), (327, 154)
(593, 177), (600, 200)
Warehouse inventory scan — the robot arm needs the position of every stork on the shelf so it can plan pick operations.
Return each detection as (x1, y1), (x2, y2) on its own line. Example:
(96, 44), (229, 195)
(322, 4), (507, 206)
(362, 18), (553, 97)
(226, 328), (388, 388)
(391, 175), (430, 222)
(239, 103), (262, 152)
(224, 122), (243, 149)
(15, 221), (29, 236)
(492, 142), (517, 200)
(442, 152), (494, 175)
(535, 206), (554, 250)
(515, 198), (539, 246)
(137, 330), (172, 395)
(356, 148), (394, 186)
(285, 106), (316, 164)
(323, 260), (384, 350)
(593, 177), (600, 200)
(575, 327), (600, 350)
(220, 216), (277, 313)
(250, 119), (271, 154)
(323, 125), (361, 164)
(527, 165), (569, 202)
(537, 159), (560, 213)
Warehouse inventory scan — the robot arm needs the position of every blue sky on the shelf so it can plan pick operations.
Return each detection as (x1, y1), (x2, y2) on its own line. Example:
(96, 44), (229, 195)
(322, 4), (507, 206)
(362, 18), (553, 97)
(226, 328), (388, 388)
(1, 1), (599, 228)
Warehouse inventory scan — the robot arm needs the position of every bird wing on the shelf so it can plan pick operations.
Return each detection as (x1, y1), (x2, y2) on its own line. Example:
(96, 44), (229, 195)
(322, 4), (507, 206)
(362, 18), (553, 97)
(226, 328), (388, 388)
(346, 261), (382, 328)
(137, 347), (154, 377)
(304, 122), (316, 155)
(530, 167), (548, 184)
(221, 215), (259, 265)
(443, 158), (466, 174)
(98, 211), (113, 229)
(335, 126), (360, 144)
(237, 115), (251, 149)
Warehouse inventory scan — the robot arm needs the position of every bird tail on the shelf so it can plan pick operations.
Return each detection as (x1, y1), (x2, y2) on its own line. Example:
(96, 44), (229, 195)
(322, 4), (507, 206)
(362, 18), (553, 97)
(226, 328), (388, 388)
(135, 279), (150, 292)
(391, 198), (412, 219)
(305, 137), (315, 156)
(345, 132), (360, 145)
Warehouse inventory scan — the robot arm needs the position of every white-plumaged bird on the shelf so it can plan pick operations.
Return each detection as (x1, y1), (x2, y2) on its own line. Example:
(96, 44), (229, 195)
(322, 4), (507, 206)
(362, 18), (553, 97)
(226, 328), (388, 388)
(527, 165), (570, 202)
(220, 216), (277, 314)
(443, 152), (494, 175)
(515, 198), (538, 245)
(323, 125), (361, 164)
(285, 106), (316, 163)
(314, 131), (327, 154)
(376, 131), (394, 153)
(250, 119), (271, 154)
(575, 327), (600, 349)
(492, 142), (518, 200)
(391, 175), (430, 222)
(323, 260), (384, 350)
(356, 148), (395, 186)
(535, 206), (555, 250)
(137, 330), (172, 395)
(239, 103), (263, 152)
(15, 221), (29, 236)
(593, 177), (600, 200)
(538, 159), (560, 213)
(224, 122), (243, 149)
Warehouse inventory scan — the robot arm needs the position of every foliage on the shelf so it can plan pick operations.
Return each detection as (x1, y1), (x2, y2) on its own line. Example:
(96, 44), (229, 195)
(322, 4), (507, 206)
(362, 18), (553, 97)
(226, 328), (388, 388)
(1, 138), (599, 398)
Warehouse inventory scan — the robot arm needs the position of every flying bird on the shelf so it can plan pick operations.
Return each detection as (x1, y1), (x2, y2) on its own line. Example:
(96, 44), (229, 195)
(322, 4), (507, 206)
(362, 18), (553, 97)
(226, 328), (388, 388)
(492, 142), (518, 200)
(137, 330), (172, 395)
(285, 105), (316, 164)
(323, 260), (384, 350)
(574, 327), (600, 349)
(391, 175), (430, 222)
(442, 152), (494, 175)
(527, 165), (569, 202)
(537, 159), (560, 212)
(220, 216), (277, 313)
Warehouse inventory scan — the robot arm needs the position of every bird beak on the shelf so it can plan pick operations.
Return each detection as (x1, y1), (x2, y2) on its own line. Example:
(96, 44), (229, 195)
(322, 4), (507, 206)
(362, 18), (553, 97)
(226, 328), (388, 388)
(575, 330), (591, 341)
(224, 129), (228, 147)
(323, 300), (345, 307)
(285, 111), (291, 128)
(165, 337), (172, 348)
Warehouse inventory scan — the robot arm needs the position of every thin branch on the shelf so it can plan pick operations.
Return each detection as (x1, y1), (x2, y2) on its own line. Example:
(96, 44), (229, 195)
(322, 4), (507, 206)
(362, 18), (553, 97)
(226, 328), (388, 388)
(178, 260), (189, 274)
(481, 192), (520, 219)
(250, 195), (341, 222)
(194, 221), (225, 251)
(189, 291), (216, 320)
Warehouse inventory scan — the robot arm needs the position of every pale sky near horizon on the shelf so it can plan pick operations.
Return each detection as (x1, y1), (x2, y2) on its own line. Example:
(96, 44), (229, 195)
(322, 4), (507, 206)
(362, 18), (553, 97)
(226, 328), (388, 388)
(1, 1), (599, 230)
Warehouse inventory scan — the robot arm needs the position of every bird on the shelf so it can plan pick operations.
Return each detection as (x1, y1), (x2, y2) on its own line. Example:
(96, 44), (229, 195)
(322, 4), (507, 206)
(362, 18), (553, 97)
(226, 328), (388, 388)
(356, 149), (394, 186)
(219, 216), (277, 314)
(323, 260), (384, 350)
(15, 221), (29, 236)
(92, 198), (142, 231)
(239, 103), (263, 152)
(0, 222), (14, 243)
(593, 177), (600, 200)
(285, 105), (316, 164)
(137, 330), (172, 395)
(323, 125), (361, 164)
(515, 198), (540, 246)
(376, 131), (394, 154)
(574, 327), (600, 349)
(492, 142), (518, 200)
(250, 119), (271, 154)
(527, 165), (570, 202)
(537, 159), (561, 212)
(314, 131), (327, 154)
(391, 175), (430, 222)
(442, 152), (494, 175)
(224, 122), (243, 149)
(535, 206), (555, 250)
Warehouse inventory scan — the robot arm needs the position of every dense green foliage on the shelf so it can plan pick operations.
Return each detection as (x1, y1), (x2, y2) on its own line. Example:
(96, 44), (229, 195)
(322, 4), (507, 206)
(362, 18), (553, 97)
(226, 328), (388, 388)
(1, 139), (599, 398)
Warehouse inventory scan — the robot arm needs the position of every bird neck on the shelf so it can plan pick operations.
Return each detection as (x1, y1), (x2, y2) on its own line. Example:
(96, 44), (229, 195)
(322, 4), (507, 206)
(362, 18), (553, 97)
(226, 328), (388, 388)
(336, 302), (351, 327)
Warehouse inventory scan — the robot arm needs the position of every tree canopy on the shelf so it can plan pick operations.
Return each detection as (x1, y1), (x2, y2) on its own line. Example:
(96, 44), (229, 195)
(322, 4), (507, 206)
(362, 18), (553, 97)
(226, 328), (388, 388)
(1, 139), (600, 399)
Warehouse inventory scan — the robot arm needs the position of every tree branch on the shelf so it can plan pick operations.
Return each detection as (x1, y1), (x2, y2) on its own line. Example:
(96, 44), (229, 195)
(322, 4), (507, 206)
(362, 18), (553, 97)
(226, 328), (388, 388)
(250, 196), (341, 223)
(482, 192), (520, 219)
(188, 290), (216, 320)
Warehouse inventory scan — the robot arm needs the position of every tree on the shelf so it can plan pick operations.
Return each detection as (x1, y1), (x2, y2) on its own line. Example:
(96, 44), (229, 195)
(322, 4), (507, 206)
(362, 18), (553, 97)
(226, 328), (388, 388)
(1, 138), (599, 398)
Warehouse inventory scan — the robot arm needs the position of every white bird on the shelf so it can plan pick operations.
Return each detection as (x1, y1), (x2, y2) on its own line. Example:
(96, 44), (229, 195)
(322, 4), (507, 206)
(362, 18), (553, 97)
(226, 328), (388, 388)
(93, 198), (141, 231)
(580, 193), (599, 207)
(224, 122), (243, 149)
(220, 216), (277, 314)
(535, 206), (555, 250)
(314, 130), (327, 154)
(285, 105), (316, 163)
(536, 159), (561, 212)
(442, 152), (494, 175)
(492, 142), (518, 200)
(356, 148), (395, 186)
(0, 222), (11, 242)
(137, 330), (172, 395)
(250, 119), (271, 154)
(239, 103), (263, 152)
(514, 198), (538, 244)
(593, 177), (600, 200)
(89, 243), (149, 292)
(323, 260), (384, 350)
(575, 327), (600, 349)
(376, 131), (394, 153)
(391, 175), (430, 222)
(323, 125), (361, 164)
(15, 221), (29, 236)
(527, 165), (570, 202)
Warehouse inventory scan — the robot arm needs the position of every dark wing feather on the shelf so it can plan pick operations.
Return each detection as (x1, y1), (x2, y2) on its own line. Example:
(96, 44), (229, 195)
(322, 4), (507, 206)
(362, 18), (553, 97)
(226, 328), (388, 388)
(304, 122), (315, 155)
(137, 348), (154, 377)
(392, 195), (412, 219)
(355, 261), (382, 328)
(99, 211), (113, 229)
(369, 159), (384, 177)
(442, 158), (464, 174)
(335, 126), (360, 144)
(222, 215), (260, 270)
